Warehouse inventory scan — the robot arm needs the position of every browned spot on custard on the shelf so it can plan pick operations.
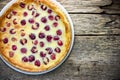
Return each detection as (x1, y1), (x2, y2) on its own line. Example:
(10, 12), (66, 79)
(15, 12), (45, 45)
(15, 25), (21, 29)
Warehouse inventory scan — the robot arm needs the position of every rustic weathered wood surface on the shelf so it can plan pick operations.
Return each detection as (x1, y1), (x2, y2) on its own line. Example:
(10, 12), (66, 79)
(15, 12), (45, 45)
(0, 0), (120, 80)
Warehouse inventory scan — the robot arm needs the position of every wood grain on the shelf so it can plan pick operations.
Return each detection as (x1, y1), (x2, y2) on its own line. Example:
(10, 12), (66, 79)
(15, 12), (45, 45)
(71, 14), (120, 35)
(0, 0), (120, 14)
(0, 36), (120, 80)
(58, 0), (120, 14)
(101, 0), (120, 14)
(57, 0), (111, 13)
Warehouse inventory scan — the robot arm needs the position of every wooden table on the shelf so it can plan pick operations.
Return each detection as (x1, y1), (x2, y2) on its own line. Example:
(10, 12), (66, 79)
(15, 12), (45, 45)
(0, 0), (120, 80)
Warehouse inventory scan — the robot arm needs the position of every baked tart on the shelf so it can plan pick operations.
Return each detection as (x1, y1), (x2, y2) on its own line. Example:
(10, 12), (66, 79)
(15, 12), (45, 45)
(0, 0), (72, 72)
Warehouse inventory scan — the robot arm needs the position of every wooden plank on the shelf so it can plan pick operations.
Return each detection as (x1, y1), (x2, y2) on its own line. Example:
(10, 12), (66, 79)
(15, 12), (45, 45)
(0, 36), (120, 80)
(57, 0), (111, 13)
(71, 14), (120, 35)
(58, 0), (120, 14)
(0, 0), (120, 14)
(101, 0), (120, 14)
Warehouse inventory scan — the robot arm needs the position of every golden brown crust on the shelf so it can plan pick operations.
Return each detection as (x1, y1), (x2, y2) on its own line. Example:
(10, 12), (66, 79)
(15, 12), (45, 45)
(0, 0), (72, 72)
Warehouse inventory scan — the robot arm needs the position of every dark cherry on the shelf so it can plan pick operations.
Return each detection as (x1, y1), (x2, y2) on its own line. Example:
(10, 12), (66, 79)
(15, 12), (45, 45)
(48, 15), (54, 21)
(20, 38), (27, 45)
(6, 14), (12, 19)
(22, 56), (28, 62)
(40, 41), (44, 47)
(44, 25), (50, 31)
(39, 32), (45, 39)
(28, 55), (35, 62)
(3, 38), (8, 44)
(47, 9), (52, 14)
(10, 29), (16, 34)
(43, 57), (49, 65)
(32, 23), (39, 30)
(41, 5), (47, 10)
(27, 5), (34, 10)
(55, 15), (60, 21)
(32, 11), (35, 16)
(32, 11), (40, 17)
(21, 19), (26, 26)
(0, 27), (6, 32)
(13, 19), (17, 25)
(6, 22), (11, 27)
(9, 51), (14, 57)
(41, 17), (47, 23)
(53, 36), (59, 40)
(53, 22), (58, 27)
(35, 22), (40, 27)
(45, 47), (53, 54)
(11, 37), (17, 42)
(56, 29), (62, 35)
(55, 47), (61, 53)
(35, 13), (40, 17)
(31, 46), (38, 53)
(12, 45), (17, 51)
(32, 40), (38, 45)
(34, 60), (41, 67)
(20, 2), (26, 8)
(21, 32), (25, 37)
(57, 40), (63, 46)
(29, 33), (36, 40)
(23, 12), (28, 17)
(21, 48), (27, 53)
(40, 51), (46, 57)
(29, 18), (34, 24)
(50, 53), (56, 60)
(12, 10), (17, 15)
(46, 35), (52, 42)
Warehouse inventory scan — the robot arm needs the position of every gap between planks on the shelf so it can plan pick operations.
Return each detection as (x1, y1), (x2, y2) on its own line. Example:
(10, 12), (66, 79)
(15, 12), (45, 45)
(75, 34), (120, 36)
(69, 12), (120, 15)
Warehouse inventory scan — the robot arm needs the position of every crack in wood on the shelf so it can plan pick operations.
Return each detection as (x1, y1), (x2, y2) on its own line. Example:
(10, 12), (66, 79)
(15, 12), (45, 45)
(99, 0), (113, 8)
(77, 66), (80, 72)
